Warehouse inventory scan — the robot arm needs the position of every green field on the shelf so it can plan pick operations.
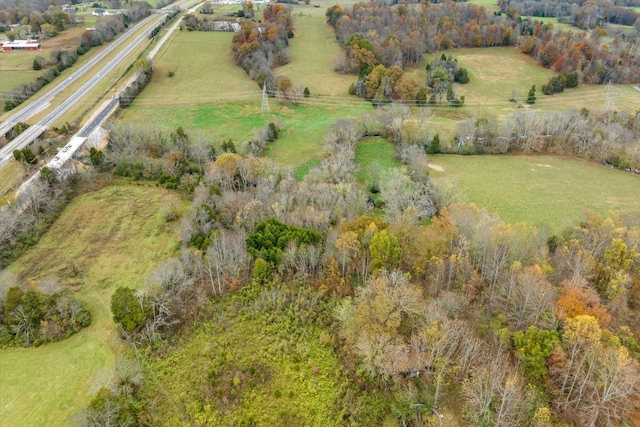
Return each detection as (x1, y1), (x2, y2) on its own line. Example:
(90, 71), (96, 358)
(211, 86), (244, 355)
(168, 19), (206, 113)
(0, 184), (187, 426)
(534, 16), (584, 33)
(355, 137), (401, 190)
(277, 4), (355, 96)
(467, 0), (500, 12)
(141, 286), (385, 426)
(122, 26), (372, 177)
(428, 154), (640, 231)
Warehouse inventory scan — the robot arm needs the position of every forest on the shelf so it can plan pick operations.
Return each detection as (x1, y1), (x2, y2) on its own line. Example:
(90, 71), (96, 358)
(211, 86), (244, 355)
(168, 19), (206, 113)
(64, 112), (640, 425)
(328, 1), (640, 83)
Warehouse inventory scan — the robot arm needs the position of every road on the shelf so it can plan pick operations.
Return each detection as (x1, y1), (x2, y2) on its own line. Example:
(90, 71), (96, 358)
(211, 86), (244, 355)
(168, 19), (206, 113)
(0, 0), (203, 171)
(0, 14), (158, 138)
(0, 13), (167, 166)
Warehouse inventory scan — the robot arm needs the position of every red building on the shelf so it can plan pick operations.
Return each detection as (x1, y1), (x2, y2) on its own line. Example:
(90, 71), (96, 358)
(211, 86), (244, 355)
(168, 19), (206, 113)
(1, 40), (42, 51)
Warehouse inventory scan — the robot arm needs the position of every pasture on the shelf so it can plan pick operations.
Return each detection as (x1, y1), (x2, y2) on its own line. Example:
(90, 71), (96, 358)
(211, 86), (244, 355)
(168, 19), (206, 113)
(355, 137), (401, 192)
(418, 48), (640, 116)
(121, 27), (372, 177)
(428, 154), (640, 231)
(0, 184), (187, 426)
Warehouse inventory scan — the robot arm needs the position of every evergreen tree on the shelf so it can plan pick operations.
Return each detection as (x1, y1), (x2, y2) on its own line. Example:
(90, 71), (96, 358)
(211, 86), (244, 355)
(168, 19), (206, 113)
(526, 85), (536, 104)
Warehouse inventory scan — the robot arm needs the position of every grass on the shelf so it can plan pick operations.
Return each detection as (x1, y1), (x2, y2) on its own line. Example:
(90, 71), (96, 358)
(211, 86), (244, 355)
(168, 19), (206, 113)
(122, 28), (373, 178)
(141, 286), (386, 426)
(277, 4), (355, 96)
(355, 137), (401, 190)
(445, 47), (555, 114)
(0, 159), (27, 201)
(0, 183), (188, 426)
(266, 103), (372, 178)
(127, 31), (261, 106)
(428, 154), (640, 232)
(467, 0), (500, 12)
(534, 16), (584, 33)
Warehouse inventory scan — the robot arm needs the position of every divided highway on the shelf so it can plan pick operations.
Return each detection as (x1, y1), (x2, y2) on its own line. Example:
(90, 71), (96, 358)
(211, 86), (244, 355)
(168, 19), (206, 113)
(0, 12), (165, 166)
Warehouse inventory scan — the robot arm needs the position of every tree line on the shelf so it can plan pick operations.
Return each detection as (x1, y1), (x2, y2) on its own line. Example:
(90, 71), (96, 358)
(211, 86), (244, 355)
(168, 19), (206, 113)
(451, 108), (640, 171)
(327, 1), (640, 84)
(501, 0), (640, 28)
(230, 3), (295, 94)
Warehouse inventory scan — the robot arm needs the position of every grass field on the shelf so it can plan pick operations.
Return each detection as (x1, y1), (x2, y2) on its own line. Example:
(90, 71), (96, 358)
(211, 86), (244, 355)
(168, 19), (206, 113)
(277, 5), (355, 96)
(0, 159), (27, 199)
(355, 137), (401, 190)
(467, 0), (500, 12)
(534, 16), (583, 33)
(122, 28), (372, 178)
(428, 154), (640, 231)
(0, 183), (187, 426)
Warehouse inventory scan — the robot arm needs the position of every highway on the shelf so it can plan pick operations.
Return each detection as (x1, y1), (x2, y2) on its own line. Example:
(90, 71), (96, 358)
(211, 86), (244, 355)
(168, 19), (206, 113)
(0, 0), (202, 172)
(0, 13), (167, 166)
(0, 14), (159, 138)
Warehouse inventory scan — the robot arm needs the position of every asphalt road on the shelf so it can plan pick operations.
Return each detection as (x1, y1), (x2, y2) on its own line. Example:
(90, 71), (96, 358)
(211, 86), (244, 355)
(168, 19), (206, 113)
(0, 0), (203, 169)
(0, 13), (163, 166)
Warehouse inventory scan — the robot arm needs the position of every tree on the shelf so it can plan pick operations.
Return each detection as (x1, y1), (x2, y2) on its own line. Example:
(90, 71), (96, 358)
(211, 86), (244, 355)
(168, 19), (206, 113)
(51, 11), (71, 32)
(513, 326), (559, 380)
(303, 87), (310, 98)
(427, 133), (440, 154)
(39, 167), (57, 185)
(21, 148), (37, 164)
(32, 58), (42, 70)
(526, 85), (536, 104)
(246, 219), (321, 265)
(111, 287), (148, 334)
(89, 147), (104, 167)
(369, 230), (402, 273)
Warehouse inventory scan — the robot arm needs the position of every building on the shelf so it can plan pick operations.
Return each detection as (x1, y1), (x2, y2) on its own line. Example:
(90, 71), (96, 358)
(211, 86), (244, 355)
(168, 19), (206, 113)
(92, 9), (111, 16)
(1, 39), (42, 51)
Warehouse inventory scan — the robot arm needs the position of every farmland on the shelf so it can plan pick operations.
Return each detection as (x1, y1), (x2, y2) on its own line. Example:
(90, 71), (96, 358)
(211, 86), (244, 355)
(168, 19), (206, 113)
(0, 184), (187, 426)
(2, 0), (640, 425)
(428, 154), (640, 231)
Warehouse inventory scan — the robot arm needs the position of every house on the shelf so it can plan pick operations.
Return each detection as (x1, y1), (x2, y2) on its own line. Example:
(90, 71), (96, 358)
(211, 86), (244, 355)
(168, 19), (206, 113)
(1, 40), (42, 51)
(92, 9), (111, 16)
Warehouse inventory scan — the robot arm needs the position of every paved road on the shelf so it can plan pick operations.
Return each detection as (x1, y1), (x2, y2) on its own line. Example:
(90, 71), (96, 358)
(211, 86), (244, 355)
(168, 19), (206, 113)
(0, 13), (165, 166)
(0, 0), (202, 170)
(0, 14), (158, 138)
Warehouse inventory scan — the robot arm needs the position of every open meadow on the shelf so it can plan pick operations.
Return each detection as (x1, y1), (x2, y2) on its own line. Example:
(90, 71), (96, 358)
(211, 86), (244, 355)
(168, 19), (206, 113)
(121, 23), (373, 178)
(428, 154), (640, 231)
(0, 183), (187, 426)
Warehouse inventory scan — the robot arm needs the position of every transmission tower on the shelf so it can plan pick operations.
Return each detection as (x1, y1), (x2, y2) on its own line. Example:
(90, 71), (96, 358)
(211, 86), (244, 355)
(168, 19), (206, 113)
(261, 84), (270, 115)
(604, 81), (621, 125)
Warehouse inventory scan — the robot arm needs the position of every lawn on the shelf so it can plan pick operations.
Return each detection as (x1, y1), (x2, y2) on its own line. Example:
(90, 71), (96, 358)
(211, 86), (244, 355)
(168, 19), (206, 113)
(0, 183), (188, 426)
(428, 154), (640, 232)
